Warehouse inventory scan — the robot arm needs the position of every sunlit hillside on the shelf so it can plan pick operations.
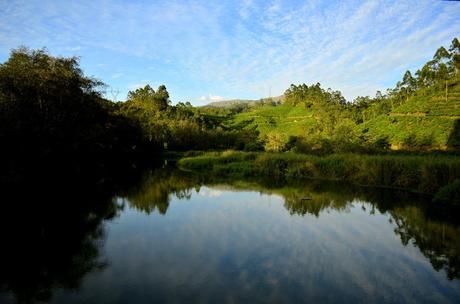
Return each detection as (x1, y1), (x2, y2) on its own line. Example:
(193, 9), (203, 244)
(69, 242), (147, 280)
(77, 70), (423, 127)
(361, 77), (460, 149)
(231, 104), (317, 137)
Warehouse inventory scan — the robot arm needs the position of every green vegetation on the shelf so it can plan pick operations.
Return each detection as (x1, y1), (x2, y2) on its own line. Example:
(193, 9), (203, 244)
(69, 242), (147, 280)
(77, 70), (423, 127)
(359, 78), (460, 149)
(0, 47), (147, 179)
(0, 47), (260, 180)
(433, 179), (460, 207)
(1, 39), (460, 205)
(226, 38), (460, 152)
(178, 151), (460, 196)
(116, 85), (261, 151)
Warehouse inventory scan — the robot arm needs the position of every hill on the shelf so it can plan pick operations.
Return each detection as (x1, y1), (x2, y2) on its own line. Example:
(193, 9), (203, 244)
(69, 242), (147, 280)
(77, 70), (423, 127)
(205, 95), (284, 109)
(231, 103), (317, 137)
(361, 77), (460, 149)
(228, 76), (460, 151)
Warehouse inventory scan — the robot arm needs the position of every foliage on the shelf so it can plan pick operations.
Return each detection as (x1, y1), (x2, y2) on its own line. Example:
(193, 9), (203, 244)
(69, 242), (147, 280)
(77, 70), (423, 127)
(116, 85), (264, 152)
(284, 83), (346, 107)
(0, 47), (148, 178)
(226, 38), (460, 152)
(264, 131), (289, 152)
(178, 152), (460, 197)
(2, 38), (460, 180)
(433, 179), (460, 206)
(127, 84), (170, 111)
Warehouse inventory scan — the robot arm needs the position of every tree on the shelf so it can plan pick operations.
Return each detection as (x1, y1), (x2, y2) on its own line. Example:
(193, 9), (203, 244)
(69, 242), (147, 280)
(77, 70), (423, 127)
(432, 46), (453, 101)
(398, 70), (417, 102)
(127, 84), (170, 111)
(155, 84), (170, 111)
(449, 38), (460, 75)
(0, 47), (105, 152)
(0, 47), (146, 174)
(402, 70), (416, 91)
(264, 132), (288, 152)
(433, 46), (450, 63)
(127, 84), (156, 102)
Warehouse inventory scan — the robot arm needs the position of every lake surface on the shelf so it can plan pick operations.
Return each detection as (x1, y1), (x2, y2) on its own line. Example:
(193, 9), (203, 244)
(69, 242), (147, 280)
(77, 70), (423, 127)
(1, 168), (460, 303)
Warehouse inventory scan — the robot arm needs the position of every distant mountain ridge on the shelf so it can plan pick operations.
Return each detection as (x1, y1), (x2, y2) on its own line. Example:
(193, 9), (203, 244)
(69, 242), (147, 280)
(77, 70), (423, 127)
(205, 95), (284, 109)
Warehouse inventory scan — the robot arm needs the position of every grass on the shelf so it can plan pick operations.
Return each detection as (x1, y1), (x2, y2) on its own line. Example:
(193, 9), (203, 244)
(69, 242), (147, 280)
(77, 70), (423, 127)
(178, 151), (460, 196)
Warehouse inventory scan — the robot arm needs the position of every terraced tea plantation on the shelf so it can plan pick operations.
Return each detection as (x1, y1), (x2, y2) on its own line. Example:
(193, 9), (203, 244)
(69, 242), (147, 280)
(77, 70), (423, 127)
(362, 78), (460, 148)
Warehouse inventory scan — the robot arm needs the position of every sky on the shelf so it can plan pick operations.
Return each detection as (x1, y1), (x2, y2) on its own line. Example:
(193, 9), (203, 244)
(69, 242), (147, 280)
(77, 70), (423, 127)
(0, 0), (459, 105)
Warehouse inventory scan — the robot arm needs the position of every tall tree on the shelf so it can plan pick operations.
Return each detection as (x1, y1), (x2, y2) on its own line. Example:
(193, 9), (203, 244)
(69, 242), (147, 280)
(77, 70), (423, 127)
(127, 84), (170, 111)
(449, 38), (460, 75)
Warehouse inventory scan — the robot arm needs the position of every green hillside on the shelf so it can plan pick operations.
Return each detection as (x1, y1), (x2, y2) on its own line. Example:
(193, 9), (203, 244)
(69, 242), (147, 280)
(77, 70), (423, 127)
(232, 103), (317, 137)
(231, 77), (460, 151)
(361, 77), (460, 149)
(227, 37), (460, 152)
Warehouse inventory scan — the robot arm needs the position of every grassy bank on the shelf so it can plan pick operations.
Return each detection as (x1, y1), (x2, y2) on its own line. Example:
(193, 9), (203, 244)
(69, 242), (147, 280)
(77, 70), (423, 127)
(177, 151), (460, 203)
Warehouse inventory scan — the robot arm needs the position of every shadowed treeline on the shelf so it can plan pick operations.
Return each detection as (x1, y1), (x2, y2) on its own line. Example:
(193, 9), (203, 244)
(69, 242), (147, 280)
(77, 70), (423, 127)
(0, 48), (155, 183)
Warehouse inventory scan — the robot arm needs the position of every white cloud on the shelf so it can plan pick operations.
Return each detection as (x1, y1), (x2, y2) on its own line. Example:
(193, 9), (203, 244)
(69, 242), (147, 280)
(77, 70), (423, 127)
(111, 72), (124, 79)
(199, 94), (225, 102)
(1, 0), (459, 102)
(210, 94), (224, 101)
(267, 2), (280, 13)
(239, 0), (254, 19)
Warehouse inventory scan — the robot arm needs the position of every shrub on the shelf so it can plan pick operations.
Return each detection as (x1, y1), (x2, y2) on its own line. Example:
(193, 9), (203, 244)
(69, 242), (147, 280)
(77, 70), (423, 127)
(178, 152), (460, 200)
(374, 136), (390, 150)
(417, 133), (434, 148)
(433, 179), (460, 206)
(264, 132), (289, 152)
(403, 133), (418, 149)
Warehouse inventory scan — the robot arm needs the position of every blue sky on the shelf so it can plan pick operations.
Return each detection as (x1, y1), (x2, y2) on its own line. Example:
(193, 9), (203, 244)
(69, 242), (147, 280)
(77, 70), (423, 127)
(0, 0), (459, 105)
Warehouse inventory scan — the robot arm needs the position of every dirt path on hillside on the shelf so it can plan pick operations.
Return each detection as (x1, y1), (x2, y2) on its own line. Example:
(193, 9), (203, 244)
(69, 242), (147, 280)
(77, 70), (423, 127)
(389, 112), (460, 119)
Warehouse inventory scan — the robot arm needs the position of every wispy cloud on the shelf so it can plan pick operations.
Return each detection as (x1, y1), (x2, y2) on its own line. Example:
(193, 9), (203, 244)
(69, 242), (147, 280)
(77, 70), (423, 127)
(111, 72), (124, 79)
(128, 83), (148, 90)
(0, 0), (459, 102)
(199, 94), (225, 102)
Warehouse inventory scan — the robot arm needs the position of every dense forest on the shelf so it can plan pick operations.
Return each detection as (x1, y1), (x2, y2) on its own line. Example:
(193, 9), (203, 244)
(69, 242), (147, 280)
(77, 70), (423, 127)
(0, 38), (459, 181)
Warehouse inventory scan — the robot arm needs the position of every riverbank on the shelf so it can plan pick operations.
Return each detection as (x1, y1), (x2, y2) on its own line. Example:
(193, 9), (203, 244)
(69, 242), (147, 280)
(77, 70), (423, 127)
(177, 151), (460, 205)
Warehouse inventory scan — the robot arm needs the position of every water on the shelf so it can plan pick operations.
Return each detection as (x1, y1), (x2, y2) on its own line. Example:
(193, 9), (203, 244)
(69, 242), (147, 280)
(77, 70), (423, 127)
(1, 168), (460, 303)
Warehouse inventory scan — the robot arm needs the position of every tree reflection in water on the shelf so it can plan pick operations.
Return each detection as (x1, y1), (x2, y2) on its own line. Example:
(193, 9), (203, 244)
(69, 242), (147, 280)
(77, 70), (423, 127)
(122, 168), (201, 215)
(121, 170), (460, 281)
(391, 206), (460, 280)
(0, 169), (142, 304)
(0, 167), (459, 303)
